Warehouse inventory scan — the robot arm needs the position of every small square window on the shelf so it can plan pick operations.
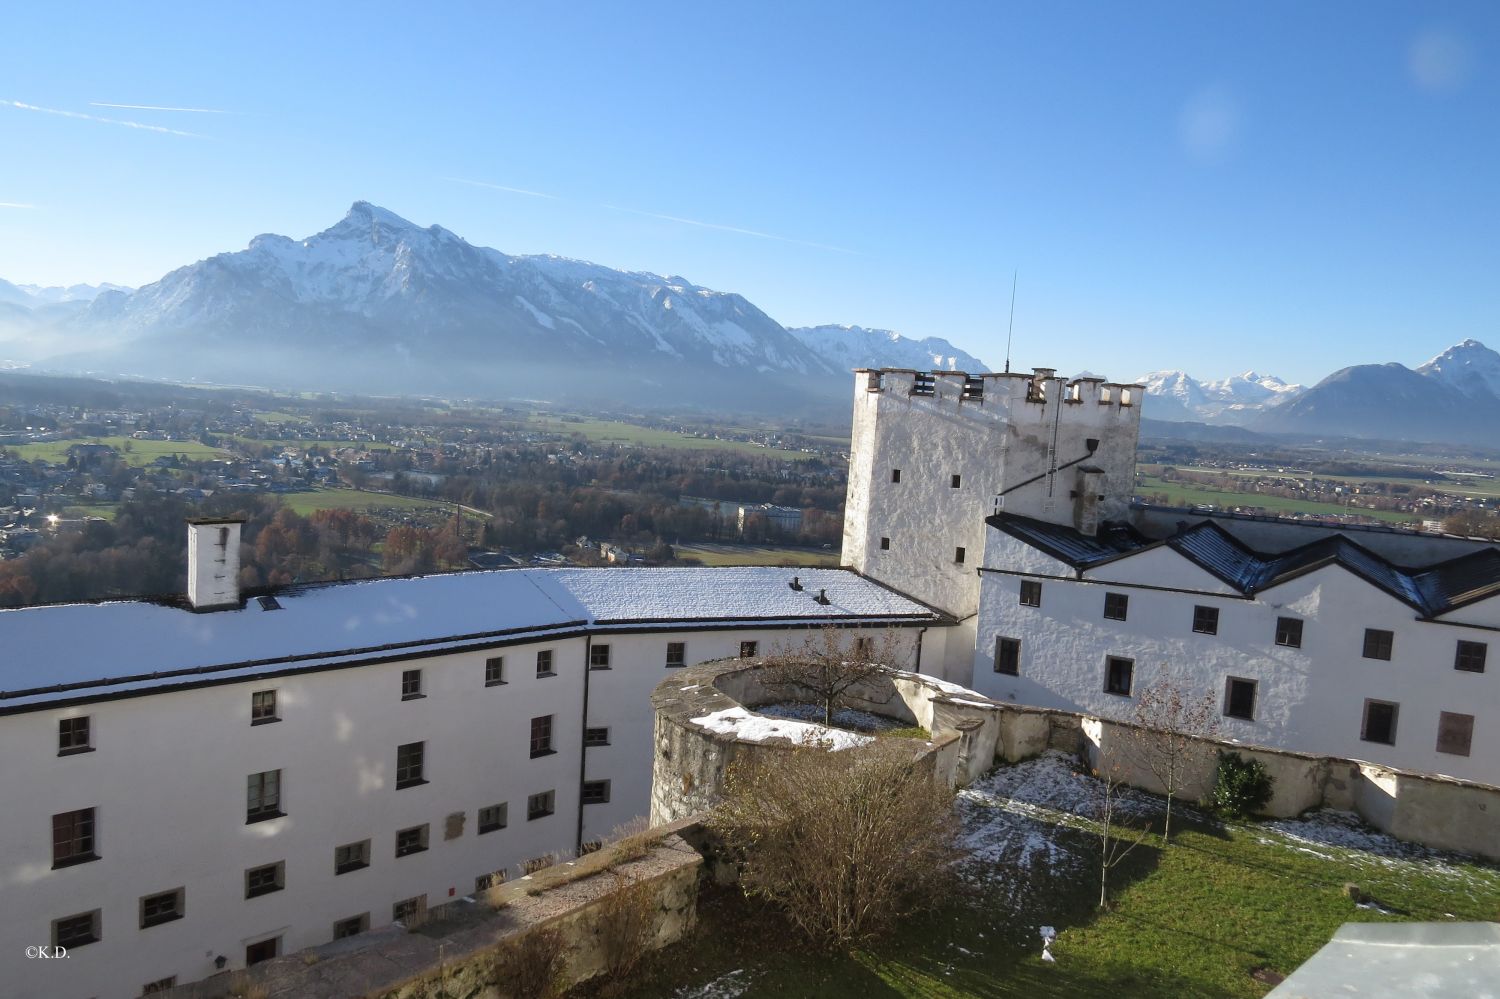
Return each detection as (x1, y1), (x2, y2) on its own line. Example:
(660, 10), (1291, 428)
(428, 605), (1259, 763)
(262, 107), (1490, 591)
(536, 649), (555, 677)
(401, 669), (424, 700)
(951, 474), (962, 489)
(582, 780), (611, 805)
(1103, 592), (1128, 621)
(880, 536), (890, 550)
(334, 839), (371, 874)
(527, 790), (555, 821)
(247, 769), (283, 823)
(584, 726), (610, 747)
(58, 716), (92, 755)
(395, 824), (429, 858)
(891, 468), (901, 483)
(1275, 616), (1303, 648)
(52, 910), (100, 950)
(245, 937), (280, 966)
(1363, 629), (1394, 661)
(333, 913), (369, 940)
(1224, 678), (1257, 721)
(1436, 711), (1475, 757)
(1455, 640), (1487, 673)
(139, 887), (184, 929)
(396, 741), (426, 789)
(994, 636), (1020, 675)
(1105, 656), (1134, 696)
(665, 642), (686, 667)
(393, 895), (426, 924)
(954, 546), (966, 564)
(590, 644), (611, 669)
(485, 656), (507, 686)
(250, 689), (279, 725)
(1019, 580), (1042, 607)
(530, 715), (554, 758)
(1361, 699), (1398, 745)
(1192, 605), (1219, 635)
(478, 803), (508, 834)
(52, 807), (98, 868)
(740, 641), (758, 659)
(245, 861), (285, 899)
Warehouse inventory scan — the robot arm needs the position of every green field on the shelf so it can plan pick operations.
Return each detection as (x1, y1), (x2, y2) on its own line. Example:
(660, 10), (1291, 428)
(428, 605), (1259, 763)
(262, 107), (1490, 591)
(1144, 463), (1500, 501)
(529, 416), (815, 461)
(277, 488), (461, 516)
(60, 504), (119, 521)
(6, 436), (231, 467)
(1135, 475), (1419, 526)
(675, 544), (840, 567)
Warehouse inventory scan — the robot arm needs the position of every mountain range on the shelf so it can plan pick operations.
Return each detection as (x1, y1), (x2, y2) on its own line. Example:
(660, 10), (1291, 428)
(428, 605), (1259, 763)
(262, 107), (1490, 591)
(1136, 369), (1305, 423)
(0, 202), (984, 414)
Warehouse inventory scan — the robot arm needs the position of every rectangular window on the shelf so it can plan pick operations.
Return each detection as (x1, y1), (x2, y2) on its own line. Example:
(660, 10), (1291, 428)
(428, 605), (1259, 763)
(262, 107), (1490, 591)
(1224, 678), (1257, 721)
(891, 468), (901, 483)
(536, 650), (555, 677)
(1103, 592), (1128, 621)
(396, 742), (426, 789)
(52, 807), (97, 868)
(994, 636), (1021, 675)
(246, 769), (283, 823)
(57, 716), (92, 755)
(245, 862), (285, 899)
(530, 715), (554, 758)
(1192, 605), (1219, 635)
(954, 546), (966, 564)
(245, 937), (280, 966)
(879, 536), (890, 550)
(740, 641), (758, 659)
(951, 474), (962, 489)
(665, 642), (686, 667)
(334, 839), (371, 874)
(584, 726), (610, 747)
(52, 910), (99, 950)
(139, 888), (184, 929)
(392, 896), (426, 924)
(395, 824), (429, 858)
(1019, 580), (1042, 607)
(1455, 640), (1487, 673)
(250, 689), (278, 725)
(527, 790), (555, 821)
(333, 914), (369, 940)
(401, 668), (424, 700)
(1275, 616), (1304, 648)
(1436, 711), (1475, 757)
(485, 656), (506, 686)
(1363, 629), (1394, 661)
(1105, 656), (1134, 696)
(581, 780), (611, 805)
(589, 644), (611, 669)
(1361, 699), (1399, 745)
(478, 803), (508, 834)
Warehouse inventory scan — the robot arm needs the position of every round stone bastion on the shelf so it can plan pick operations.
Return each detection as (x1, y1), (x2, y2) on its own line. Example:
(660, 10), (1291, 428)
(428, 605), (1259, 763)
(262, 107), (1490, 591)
(648, 658), (1004, 826)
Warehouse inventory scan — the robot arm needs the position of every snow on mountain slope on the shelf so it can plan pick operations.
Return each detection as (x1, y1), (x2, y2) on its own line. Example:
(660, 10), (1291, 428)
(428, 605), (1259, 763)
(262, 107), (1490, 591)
(787, 324), (990, 373)
(1416, 339), (1500, 400)
(16, 282), (132, 304)
(1138, 368), (1304, 423)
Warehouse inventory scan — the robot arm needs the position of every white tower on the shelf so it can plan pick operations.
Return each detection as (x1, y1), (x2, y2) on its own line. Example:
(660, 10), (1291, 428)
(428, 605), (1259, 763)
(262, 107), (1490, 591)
(187, 518), (244, 611)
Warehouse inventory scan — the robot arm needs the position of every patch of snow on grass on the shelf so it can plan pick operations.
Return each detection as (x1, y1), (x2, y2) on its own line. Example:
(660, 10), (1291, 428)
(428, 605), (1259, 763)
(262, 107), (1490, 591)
(1262, 810), (1500, 890)
(689, 707), (872, 751)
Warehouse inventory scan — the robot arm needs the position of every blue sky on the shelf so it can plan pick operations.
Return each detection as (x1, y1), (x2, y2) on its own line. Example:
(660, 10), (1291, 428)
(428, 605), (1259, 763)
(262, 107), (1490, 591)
(1, 2), (1495, 385)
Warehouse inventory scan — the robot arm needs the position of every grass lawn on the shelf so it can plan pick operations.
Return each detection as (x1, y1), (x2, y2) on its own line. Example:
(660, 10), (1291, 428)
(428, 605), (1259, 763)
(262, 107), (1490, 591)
(278, 488), (461, 516)
(1135, 475), (1419, 526)
(675, 543), (840, 567)
(60, 504), (119, 521)
(529, 415), (815, 461)
(1144, 463), (1500, 502)
(7, 436), (230, 467)
(612, 753), (1500, 999)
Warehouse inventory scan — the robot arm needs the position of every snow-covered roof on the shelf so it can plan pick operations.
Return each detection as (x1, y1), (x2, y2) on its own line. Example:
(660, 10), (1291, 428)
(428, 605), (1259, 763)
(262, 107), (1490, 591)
(0, 567), (938, 712)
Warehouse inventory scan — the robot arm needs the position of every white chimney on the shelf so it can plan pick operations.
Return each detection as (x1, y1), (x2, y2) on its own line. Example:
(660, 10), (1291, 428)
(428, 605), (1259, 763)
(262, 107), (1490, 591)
(187, 518), (244, 611)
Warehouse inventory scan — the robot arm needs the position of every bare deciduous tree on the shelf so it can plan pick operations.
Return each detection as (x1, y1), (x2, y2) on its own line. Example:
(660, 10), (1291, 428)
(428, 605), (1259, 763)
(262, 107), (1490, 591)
(1094, 761), (1153, 909)
(708, 738), (957, 950)
(761, 625), (906, 726)
(1124, 669), (1220, 845)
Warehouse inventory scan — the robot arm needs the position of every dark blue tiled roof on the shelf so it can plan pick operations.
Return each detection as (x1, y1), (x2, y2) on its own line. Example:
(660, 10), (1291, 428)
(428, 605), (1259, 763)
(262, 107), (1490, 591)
(988, 515), (1145, 567)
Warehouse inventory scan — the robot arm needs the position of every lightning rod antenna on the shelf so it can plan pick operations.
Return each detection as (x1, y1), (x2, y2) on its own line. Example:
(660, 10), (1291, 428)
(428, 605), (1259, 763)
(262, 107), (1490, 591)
(1004, 269), (1018, 374)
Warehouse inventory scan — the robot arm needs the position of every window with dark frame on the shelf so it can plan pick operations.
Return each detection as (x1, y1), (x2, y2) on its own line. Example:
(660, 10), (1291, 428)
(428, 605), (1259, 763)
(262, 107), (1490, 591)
(52, 910), (99, 949)
(581, 780), (611, 805)
(740, 641), (758, 659)
(1361, 699), (1398, 745)
(333, 914), (369, 940)
(1192, 605), (1219, 635)
(1275, 616), (1304, 648)
(395, 824), (429, 858)
(530, 715), (554, 757)
(485, 656), (506, 686)
(666, 642), (686, 667)
(994, 636), (1020, 675)
(1019, 580), (1042, 607)
(1103, 592), (1128, 621)
(527, 790), (555, 820)
(245, 937), (280, 966)
(478, 803), (507, 833)
(1455, 640), (1488, 673)
(951, 474), (962, 488)
(1224, 678), (1257, 721)
(1104, 656), (1134, 696)
(396, 742), (426, 788)
(334, 840), (370, 874)
(246, 769), (283, 823)
(52, 807), (97, 868)
(880, 536), (890, 550)
(58, 716), (91, 755)
(1363, 629), (1394, 661)
(401, 669), (423, 700)
(250, 689), (278, 725)
(245, 862), (284, 898)
(393, 896), (426, 924)
(584, 726), (610, 746)
(139, 888), (184, 929)
(1436, 711), (1475, 757)
(954, 546), (966, 564)
(891, 468), (901, 483)
(589, 644), (611, 669)
(536, 649), (555, 677)
(142, 976), (177, 994)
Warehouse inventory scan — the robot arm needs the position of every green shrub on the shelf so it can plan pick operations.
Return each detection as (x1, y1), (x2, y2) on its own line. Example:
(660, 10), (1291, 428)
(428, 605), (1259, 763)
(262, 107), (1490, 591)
(1207, 750), (1273, 818)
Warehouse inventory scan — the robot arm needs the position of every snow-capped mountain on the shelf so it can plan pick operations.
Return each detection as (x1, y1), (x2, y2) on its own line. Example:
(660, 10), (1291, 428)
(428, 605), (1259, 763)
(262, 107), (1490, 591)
(15, 282), (131, 304)
(0, 202), (987, 413)
(1416, 339), (1500, 400)
(1137, 369), (1304, 423)
(787, 324), (989, 374)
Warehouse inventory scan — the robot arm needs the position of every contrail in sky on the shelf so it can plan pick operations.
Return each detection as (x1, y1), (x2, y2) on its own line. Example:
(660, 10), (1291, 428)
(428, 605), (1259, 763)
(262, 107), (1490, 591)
(442, 177), (559, 200)
(90, 102), (231, 114)
(3, 100), (204, 137)
(604, 203), (861, 255)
